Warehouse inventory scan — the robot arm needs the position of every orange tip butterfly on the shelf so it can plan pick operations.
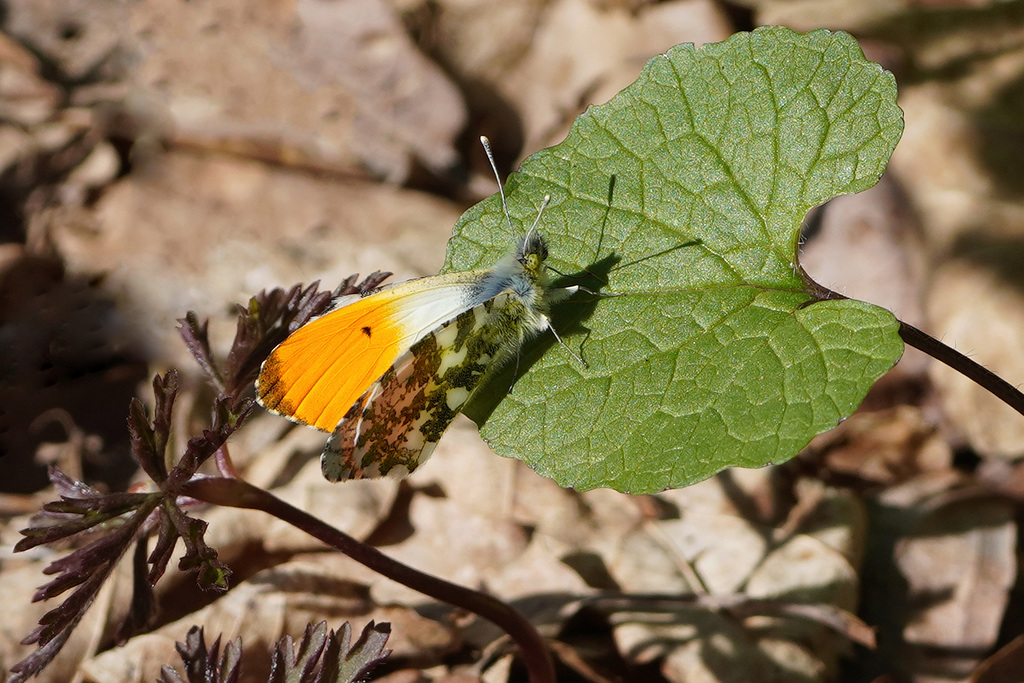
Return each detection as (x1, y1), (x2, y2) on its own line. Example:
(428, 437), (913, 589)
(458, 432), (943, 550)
(256, 137), (578, 480)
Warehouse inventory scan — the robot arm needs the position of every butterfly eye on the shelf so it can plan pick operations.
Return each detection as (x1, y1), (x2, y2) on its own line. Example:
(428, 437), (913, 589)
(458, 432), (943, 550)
(521, 232), (548, 262)
(536, 239), (548, 262)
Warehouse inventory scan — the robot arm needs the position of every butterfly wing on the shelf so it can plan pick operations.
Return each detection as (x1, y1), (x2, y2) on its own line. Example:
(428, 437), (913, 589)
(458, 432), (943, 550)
(257, 272), (485, 432)
(321, 291), (525, 480)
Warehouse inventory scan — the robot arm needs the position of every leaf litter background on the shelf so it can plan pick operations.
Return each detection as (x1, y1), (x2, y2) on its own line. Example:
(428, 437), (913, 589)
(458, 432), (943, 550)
(0, 1), (1022, 682)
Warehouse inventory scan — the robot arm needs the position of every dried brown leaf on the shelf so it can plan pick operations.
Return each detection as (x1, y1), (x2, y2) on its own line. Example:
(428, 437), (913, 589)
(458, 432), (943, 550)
(283, 0), (465, 182)
(605, 471), (865, 679)
(969, 634), (1024, 683)
(863, 474), (1018, 680)
(50, 153), (461, 368)
(896, 494), (1016, 650)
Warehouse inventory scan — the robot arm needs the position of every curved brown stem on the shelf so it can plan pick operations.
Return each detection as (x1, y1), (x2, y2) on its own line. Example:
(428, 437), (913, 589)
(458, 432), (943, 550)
(898, 321), (1024, 417)
(180, 476), (556, 683)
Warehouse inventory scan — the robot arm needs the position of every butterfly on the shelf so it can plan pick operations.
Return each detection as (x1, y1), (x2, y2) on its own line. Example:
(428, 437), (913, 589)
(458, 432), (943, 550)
(256, 138), (580, 480)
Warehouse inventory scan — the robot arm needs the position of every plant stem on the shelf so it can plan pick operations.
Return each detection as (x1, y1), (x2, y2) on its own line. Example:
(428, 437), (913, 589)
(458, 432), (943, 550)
(180, 477), (556, 683)
(898, 321), (1024, 417)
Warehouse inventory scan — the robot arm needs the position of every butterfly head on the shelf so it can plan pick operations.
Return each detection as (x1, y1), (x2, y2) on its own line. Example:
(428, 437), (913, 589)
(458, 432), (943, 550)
(517, 228), (549, 277)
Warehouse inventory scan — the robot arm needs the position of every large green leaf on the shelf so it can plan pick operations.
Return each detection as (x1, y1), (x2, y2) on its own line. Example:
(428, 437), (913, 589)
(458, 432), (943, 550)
(446, 26), (905, 493)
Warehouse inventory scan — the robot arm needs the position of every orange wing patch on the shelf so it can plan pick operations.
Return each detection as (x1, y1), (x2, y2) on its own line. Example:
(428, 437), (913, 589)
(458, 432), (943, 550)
(257, 294), (406, 432)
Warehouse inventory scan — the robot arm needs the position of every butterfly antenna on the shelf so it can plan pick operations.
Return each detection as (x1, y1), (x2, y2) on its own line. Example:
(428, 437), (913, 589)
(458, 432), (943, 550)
(481, 136), (516, 239)
(525, 194), (551, 241)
